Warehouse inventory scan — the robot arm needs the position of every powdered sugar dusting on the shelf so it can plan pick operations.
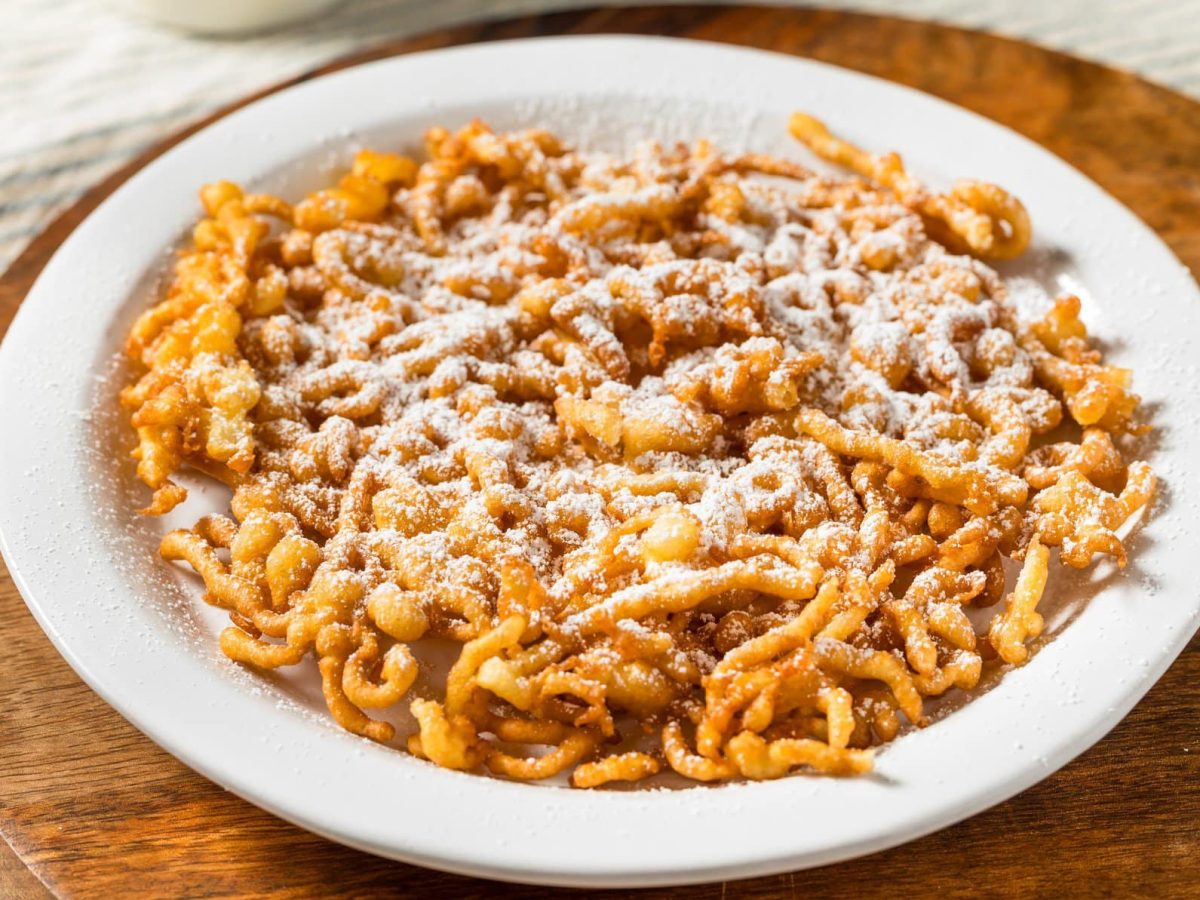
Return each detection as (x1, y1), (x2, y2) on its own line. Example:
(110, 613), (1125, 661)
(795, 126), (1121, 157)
(231, 127), (1061, 610)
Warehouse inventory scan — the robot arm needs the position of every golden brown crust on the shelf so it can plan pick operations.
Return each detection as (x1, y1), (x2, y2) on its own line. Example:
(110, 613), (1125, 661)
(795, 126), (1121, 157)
(126, 117), (1155, 786)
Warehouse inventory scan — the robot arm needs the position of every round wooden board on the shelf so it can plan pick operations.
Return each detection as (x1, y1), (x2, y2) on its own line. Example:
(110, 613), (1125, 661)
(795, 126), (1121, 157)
(2, 6), (1199, 897)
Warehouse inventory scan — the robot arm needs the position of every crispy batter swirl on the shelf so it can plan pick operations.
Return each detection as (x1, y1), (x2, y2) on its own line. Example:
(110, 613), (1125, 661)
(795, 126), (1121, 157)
(122, 117), (1154, 786)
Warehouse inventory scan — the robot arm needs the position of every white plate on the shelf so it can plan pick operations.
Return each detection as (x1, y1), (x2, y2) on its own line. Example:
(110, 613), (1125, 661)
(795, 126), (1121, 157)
(1, 36), (1198, 888)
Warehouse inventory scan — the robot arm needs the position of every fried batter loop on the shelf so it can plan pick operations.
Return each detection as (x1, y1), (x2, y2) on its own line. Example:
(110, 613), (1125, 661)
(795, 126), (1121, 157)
(122, 117), (1154, 785)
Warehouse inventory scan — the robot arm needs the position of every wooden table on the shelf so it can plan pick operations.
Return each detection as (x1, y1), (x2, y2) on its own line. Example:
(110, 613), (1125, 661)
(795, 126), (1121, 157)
(2, 6), (1198, 897)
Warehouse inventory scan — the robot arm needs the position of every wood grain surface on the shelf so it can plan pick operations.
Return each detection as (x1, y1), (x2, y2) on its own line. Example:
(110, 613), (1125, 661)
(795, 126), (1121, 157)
(2, 6), (1198, 898)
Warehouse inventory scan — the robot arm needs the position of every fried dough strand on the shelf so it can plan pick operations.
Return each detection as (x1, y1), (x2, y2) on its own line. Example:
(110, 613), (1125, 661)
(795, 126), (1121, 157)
(127, 116), (1154, 786)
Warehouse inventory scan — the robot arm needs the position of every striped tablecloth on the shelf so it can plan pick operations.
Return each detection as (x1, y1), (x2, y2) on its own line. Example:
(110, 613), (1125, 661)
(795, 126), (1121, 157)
(3, 0), (1198, 272)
